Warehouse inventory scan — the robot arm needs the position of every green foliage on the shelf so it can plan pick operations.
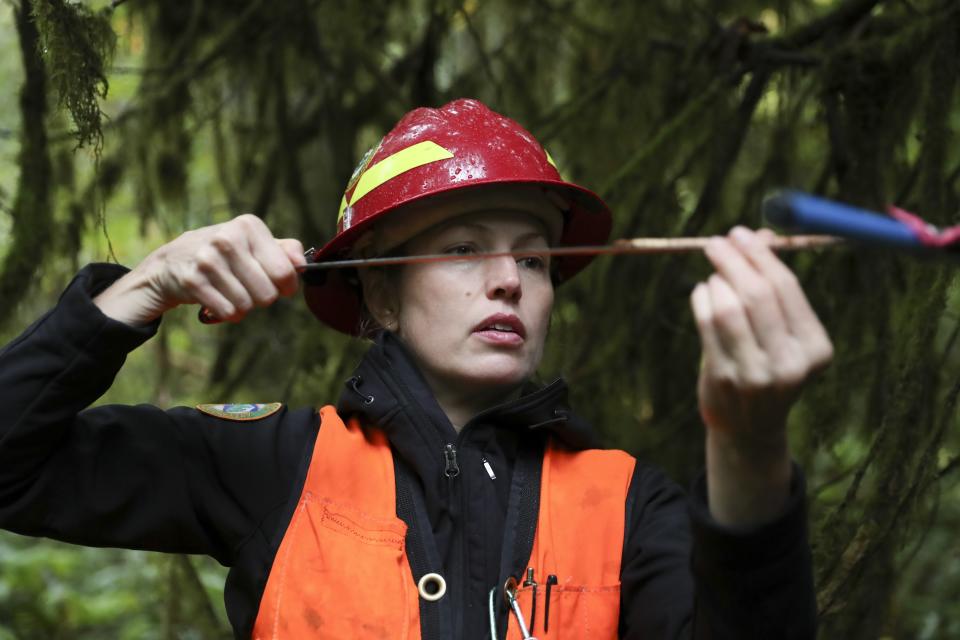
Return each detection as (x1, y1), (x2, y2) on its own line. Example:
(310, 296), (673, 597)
(29, 0), (115, 151)
(0, 534), (229, 639)
(1, 0), (960, 637)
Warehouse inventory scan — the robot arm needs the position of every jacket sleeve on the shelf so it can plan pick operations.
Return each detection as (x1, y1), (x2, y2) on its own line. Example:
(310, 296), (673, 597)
(0, 264), (317, 566)
(618, 461), (816, 639)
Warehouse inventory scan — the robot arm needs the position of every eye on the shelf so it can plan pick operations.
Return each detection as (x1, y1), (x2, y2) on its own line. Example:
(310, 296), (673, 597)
(444, 243), (476, 256)
(518, 255), (548, 271)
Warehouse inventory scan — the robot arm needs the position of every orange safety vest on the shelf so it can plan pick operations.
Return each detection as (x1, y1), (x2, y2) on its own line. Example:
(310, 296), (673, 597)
(253, 405), (636, 639)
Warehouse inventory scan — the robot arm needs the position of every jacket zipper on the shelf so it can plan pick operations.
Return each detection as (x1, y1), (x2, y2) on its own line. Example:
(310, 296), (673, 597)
(443, 443), (460, 477)
(442, 441), (466, 632)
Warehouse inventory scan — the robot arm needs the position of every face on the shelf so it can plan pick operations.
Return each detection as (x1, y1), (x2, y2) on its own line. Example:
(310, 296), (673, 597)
(382, 211), (555, 401)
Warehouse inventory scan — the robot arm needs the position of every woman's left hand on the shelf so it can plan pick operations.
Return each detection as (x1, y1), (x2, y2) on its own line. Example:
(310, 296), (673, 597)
(690, 226), (833, 525)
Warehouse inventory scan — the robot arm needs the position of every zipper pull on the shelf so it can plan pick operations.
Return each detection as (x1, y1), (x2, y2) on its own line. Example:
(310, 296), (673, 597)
(443, 443), (460, 478)
(482, 457), (497, 480)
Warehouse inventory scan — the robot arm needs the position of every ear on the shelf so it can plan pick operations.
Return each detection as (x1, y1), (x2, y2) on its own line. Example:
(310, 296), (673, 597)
(358, 268), (400, 331)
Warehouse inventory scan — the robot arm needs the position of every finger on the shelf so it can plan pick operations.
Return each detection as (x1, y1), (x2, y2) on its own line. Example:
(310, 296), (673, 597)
(706, 274), (770, 385)
(279, 238), (307, 267)
(704, 235), (790, 350)
(225, 215), (292, 301)
(756, 228), (777, 243)
(278, 240), (308, 296)
(728, 226), (833, 361)
(690, 281), (724, 360)
(193, 247), (257, 315)
(226, 250), (282, 307)
(192, 283), (239, 323)
(207, 219), (282, 307)
(248, 232), (302, 299)
(176, 261), (239, 321)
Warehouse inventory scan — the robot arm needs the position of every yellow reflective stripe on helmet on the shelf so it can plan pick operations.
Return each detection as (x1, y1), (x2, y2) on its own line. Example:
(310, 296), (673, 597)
(338, 194), (349, 222)
(349, 140), (454, 209)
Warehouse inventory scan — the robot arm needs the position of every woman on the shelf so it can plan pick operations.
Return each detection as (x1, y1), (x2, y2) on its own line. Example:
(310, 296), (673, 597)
(0, 99), (830, 638)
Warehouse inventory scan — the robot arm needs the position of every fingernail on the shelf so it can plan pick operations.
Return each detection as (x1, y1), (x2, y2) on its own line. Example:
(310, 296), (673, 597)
(731, 226), (752, 245)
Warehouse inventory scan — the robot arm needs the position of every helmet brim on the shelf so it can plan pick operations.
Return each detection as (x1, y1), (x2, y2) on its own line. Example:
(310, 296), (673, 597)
(303, 178), (612, 335)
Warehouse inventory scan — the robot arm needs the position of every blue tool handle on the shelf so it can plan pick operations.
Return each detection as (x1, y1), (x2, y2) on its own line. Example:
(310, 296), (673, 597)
(763, 191), (923, 249)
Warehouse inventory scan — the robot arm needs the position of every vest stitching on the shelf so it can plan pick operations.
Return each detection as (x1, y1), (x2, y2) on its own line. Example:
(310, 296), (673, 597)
(320, 508), (405, 548)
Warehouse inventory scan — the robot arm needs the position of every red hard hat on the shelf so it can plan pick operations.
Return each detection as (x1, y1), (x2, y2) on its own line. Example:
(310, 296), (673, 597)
(304, 98), (613, 334)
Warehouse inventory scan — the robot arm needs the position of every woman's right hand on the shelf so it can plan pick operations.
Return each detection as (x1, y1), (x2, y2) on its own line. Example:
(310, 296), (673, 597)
(94, 214), (306, 326)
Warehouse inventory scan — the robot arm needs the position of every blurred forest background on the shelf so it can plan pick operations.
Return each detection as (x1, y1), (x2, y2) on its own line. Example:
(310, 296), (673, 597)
(0, 0), (958, 637)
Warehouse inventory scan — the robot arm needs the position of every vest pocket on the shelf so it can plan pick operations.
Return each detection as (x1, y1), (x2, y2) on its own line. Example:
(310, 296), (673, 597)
(509, 583), (621, 640)
(257, 494), (416, 639)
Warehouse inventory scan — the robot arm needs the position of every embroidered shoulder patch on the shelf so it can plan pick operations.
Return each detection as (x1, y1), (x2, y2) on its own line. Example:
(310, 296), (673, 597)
(196, 402), (283, 421)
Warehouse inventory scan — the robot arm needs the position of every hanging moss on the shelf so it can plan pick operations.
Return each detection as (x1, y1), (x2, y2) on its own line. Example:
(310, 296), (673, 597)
(29, 0), (115, 151)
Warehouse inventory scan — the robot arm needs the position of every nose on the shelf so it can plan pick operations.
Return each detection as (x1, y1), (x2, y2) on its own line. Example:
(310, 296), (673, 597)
(485, 256), (522, 302)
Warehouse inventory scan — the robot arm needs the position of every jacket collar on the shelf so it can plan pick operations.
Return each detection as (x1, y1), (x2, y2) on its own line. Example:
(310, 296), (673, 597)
(335, 331), (599, 451)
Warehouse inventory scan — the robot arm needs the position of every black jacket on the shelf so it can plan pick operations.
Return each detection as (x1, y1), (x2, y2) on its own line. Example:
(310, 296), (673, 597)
(0, 264), (816, 638)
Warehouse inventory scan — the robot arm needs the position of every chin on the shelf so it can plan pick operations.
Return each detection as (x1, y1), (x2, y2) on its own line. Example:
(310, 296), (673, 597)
(458, 355), (535, 388)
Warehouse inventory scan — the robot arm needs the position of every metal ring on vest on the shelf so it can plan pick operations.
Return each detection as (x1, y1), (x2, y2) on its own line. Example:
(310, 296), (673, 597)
(417, 573), (447, 601)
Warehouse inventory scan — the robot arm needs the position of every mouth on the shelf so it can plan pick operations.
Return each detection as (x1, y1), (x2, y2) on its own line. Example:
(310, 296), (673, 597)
(473, 313), (527, 339)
